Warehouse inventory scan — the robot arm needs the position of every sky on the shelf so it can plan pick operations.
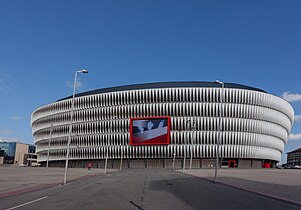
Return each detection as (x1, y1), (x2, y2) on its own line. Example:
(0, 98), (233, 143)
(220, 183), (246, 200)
(0, 0), (300, 163)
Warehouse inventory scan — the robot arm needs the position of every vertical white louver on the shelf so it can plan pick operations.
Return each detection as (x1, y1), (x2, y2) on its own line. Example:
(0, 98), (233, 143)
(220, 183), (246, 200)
(31, 85), (294, 164)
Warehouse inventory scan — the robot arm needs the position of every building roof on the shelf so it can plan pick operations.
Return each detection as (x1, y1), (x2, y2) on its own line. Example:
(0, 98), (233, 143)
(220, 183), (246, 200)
(0, 140), (35, 147)
(58, 81), (266, 101)
(287, 148), (301, 154)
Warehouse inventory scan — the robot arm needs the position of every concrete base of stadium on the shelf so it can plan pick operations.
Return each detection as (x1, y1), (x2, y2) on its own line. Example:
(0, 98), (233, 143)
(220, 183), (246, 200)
(40, 158), (276, 169)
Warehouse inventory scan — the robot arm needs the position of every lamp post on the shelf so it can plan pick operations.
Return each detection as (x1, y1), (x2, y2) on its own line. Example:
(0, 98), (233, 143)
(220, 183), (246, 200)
(105, 116), (117, 175)
(214, 80), (224, 183)
(120, 144), (123, 171)
(172, 153), (176, 171)
(46, 124), (53, 168)
(189, 118), (196, 170)
(183, 119), (190, 174)
(182, 151), (186, 173)
(119, 120), (124, 171)
(64, 69), (88, 185)
(104, 146), (108, 175)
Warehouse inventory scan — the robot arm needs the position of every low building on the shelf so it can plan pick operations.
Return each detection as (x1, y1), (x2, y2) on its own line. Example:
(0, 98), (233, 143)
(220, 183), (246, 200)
(287, 148), (301, 167)
(0, 140), (37, 166)
(23, 153), (38, 166)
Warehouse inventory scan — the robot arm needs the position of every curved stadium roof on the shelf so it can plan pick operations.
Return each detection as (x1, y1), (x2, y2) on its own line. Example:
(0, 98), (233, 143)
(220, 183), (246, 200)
(58, 81), (266, 101)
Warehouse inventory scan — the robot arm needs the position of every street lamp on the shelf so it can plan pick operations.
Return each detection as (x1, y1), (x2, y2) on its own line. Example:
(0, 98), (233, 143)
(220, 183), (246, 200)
(214, 80), (224, 183)
(64, 69), (88, 185)
(46, 124), (53, 168)
(182, 119), (188, 174)
(120, 142), (123, 171)
(189, 118), (196, 170)
(120, 132), (125, 171)
(172, 153), (176, 171)
(105, 116), (117, 175)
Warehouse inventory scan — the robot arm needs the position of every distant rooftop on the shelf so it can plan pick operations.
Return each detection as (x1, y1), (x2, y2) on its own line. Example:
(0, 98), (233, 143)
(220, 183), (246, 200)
(58, 81), (266, 101)
(287, 148), (301, 154)
(0, 139), (35, 146)
(0, 139), (20, 143)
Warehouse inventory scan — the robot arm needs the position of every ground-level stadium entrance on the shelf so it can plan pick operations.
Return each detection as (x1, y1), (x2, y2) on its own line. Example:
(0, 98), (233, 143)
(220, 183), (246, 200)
(42, 158), (277, 169)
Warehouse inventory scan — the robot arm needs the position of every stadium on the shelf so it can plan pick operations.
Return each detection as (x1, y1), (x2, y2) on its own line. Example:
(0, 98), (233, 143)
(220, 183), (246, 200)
(31, 82), (294, 169)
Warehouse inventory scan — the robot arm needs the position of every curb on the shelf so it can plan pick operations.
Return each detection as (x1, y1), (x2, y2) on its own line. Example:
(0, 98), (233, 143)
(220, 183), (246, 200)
(177, 171), (301, 207)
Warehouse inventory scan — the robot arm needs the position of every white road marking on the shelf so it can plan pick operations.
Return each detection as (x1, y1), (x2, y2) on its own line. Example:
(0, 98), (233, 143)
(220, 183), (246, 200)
(6, 196), (48, 210)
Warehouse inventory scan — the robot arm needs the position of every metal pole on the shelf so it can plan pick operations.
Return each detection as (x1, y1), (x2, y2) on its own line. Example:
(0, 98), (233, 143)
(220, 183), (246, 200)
(63, 70), (88, 184)
(105, 116), (116, 174)
(64, 71), (78, 184)
(214, 81), (224, 183)
(183, 119), (190, 174)
(18, 152), (20, 165)
(119, 121), (123, 171)
(104, 146), (108, 174)
(46, 124), (53, 168)
(183, 155), (186, 173)
(190, 118), (196, 170)
(172, 153), (176, 170)
(120, 146), (123, 170)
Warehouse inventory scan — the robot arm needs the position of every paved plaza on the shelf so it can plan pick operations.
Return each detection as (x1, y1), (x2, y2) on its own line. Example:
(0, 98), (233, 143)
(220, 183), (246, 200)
(0, 165), (115, 196)
(0, 168), (301, 210)
(0, 167), (300, 210)
(181, 168), (301, 204)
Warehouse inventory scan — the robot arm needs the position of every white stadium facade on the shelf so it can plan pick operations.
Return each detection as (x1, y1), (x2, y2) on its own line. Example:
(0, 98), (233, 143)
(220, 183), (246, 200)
(31, 82), (294, 169)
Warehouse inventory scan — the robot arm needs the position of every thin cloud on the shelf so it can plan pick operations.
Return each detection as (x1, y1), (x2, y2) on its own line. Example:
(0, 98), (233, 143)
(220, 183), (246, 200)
(282, 92), (301, 102)
(0, 137), (20, 142)
(295, 115), (301, 122)
(289, 133), (301, 141)
(66, 78), (83, 89)
(11, 116), (21, 121)
(0, 129), (14, 135)
(0, 74), (16, 94)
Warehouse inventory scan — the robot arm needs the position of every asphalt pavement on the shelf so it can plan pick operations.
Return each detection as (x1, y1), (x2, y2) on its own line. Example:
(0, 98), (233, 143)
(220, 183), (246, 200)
(182, 168), (301, 204)
(0, 169), (300, 210)
(0, 166), (114, 195)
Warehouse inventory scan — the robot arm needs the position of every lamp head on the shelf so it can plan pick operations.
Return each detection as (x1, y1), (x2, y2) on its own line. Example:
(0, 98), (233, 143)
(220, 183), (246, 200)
(81, 69), (88, 73)
(214, 80), (223, 85)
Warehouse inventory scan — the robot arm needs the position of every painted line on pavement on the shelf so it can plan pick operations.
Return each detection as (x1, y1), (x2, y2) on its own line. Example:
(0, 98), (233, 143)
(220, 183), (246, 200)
(5, 196), (48, 210)
(0, 172), (103, 198)
(0, 184), (57, 198)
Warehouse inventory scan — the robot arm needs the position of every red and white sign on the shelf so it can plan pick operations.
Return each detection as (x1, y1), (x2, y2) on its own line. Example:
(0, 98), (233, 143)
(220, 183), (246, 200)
(130, 116), (170, 146)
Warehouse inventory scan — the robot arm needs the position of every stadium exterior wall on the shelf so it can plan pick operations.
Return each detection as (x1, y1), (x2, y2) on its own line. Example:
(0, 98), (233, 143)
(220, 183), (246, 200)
(31, 82), (294, 168)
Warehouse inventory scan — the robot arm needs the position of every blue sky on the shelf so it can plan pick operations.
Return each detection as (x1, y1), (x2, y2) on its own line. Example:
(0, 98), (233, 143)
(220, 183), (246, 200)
(0, 1), (300, 163)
